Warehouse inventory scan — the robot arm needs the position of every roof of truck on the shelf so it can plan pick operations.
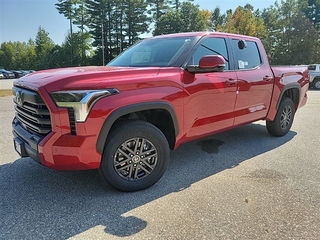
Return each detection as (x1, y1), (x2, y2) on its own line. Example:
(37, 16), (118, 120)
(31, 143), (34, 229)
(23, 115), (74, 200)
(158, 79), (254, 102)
(151, 31), (260, 41)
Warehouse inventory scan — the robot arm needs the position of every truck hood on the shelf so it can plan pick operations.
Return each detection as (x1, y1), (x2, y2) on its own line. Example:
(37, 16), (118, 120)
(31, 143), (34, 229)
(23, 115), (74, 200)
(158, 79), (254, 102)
(14, 66), (161, 92)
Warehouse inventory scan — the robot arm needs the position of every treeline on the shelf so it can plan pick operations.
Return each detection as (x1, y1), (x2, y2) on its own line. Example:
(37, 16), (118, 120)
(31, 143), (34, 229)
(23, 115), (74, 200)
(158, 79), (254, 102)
(1, 0), (320, 70)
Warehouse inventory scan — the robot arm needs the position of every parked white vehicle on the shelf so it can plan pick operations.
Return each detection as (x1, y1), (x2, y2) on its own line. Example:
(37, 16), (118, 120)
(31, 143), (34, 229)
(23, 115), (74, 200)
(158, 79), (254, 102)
(308, 64), (320, 90)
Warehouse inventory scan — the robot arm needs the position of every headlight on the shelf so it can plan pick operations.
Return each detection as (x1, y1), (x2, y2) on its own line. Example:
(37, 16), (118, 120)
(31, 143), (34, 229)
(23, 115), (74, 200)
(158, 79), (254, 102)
(50, 89), (119, 122)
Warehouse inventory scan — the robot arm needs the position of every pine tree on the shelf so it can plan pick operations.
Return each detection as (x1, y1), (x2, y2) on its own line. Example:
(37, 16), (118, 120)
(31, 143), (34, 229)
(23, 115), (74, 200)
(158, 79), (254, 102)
(34, 26), (55, 69)
(123, 0), (149, 45)
(55, 0), (81, 66)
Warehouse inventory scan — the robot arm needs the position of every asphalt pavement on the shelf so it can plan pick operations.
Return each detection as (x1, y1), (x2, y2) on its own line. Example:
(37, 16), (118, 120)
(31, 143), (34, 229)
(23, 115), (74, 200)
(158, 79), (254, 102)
(0, 91), (319, 239)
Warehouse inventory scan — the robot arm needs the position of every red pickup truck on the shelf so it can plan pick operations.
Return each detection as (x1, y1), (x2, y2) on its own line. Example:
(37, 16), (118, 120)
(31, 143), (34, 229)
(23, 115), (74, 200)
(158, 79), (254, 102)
(12, 32), (309, 191)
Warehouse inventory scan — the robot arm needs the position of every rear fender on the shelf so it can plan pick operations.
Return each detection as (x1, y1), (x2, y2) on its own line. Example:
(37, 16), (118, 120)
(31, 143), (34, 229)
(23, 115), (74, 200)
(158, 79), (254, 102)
(266, 83), (300, 121)
(276, 83), (301, 110)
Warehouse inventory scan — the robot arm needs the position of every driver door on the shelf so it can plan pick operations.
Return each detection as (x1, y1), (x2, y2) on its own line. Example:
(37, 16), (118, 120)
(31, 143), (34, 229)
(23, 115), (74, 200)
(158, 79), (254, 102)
(183, 37), (238, 139)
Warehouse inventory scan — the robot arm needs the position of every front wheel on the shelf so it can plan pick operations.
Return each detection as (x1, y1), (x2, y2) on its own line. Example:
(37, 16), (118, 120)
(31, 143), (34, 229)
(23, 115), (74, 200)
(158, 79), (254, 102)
(266, 97), (295, 136)
(99, 120), (170, 191)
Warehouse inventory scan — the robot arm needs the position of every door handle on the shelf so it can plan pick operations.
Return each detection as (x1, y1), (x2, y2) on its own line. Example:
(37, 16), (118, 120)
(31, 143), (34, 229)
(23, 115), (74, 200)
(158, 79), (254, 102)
(263, 75), (273, 82)
(226, 78), (237, 86)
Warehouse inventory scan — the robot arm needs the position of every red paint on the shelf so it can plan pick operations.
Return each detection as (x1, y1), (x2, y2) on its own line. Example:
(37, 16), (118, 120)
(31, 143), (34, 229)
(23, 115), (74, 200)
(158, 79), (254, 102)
(12, 32), (309, 170)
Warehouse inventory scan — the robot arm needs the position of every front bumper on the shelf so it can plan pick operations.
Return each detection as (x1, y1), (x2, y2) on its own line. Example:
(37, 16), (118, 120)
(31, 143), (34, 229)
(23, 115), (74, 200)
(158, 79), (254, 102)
(12, 117), (43, 163)
(12, 86), (103, 170)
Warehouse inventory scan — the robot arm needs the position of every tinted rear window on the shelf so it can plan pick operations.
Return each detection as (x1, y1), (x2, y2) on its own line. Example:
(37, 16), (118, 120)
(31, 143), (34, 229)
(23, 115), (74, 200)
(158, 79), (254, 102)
(232, 40), (262, 70)
(308, 65), (316, 70)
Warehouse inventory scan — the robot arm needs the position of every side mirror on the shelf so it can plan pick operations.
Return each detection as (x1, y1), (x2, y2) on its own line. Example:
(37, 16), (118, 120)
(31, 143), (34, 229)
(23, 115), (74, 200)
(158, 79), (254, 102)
(186, 55), (226, 73)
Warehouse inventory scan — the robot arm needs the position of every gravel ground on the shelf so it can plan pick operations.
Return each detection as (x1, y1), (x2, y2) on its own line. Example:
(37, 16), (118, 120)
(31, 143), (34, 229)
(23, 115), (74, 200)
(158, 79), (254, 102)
(0, 91), (319, 239)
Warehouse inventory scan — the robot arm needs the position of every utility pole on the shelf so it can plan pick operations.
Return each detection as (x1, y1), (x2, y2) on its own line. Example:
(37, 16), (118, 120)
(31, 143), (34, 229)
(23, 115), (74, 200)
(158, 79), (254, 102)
(101, 21), (105, 66)
(69, 7), (73, 67)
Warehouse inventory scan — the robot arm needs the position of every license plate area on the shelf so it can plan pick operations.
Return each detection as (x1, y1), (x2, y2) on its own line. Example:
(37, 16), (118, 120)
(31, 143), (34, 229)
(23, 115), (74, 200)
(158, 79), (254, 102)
(14, 138), (24, 156)
(14, 140), (21, 155)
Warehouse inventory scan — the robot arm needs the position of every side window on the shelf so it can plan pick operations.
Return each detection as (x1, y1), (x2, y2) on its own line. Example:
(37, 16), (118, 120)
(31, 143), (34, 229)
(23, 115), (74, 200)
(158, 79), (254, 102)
(189, 37), (229, 70)
(232, 40), (262, 70)
(308, 65), (316, 70)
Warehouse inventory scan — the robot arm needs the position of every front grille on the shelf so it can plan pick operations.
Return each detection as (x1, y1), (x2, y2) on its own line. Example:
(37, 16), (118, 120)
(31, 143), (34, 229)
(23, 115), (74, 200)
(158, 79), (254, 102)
(12, 87), (52, 135)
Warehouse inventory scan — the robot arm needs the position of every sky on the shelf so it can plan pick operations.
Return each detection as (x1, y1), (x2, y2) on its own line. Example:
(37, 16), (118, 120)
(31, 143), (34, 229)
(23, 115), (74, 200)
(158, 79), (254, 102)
(0, 0), (276, 45)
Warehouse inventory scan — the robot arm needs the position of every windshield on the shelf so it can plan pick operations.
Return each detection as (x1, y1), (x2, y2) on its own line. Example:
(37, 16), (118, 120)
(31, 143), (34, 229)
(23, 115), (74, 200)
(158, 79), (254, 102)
(108, 37), (194, 67)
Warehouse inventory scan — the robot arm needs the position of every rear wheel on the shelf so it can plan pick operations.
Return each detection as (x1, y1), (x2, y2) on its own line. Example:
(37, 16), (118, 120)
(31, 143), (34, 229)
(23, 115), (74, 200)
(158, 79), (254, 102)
(99, 120), (170, 191)
(313, 79), (320, 90)
(266, 97), (295, 136)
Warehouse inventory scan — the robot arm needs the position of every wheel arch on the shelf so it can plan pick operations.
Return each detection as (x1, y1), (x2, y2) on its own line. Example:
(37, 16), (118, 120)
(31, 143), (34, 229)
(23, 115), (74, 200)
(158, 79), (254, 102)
(96, 102), (179, 154)
(276, 83), (301, 111)
(312, 76), (320, 81)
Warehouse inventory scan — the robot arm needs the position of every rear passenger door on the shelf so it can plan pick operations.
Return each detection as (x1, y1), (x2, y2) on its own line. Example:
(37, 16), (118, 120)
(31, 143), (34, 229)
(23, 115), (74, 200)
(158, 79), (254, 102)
(231, 38), (274, 125)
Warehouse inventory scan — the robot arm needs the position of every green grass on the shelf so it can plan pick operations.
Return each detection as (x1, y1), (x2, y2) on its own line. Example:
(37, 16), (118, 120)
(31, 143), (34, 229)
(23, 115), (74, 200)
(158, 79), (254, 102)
(0, 90), (13, 97)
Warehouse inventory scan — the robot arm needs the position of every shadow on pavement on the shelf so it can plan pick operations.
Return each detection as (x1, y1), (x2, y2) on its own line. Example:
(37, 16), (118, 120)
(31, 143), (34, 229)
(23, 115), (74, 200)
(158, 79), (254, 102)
(0, 122), (296, 238)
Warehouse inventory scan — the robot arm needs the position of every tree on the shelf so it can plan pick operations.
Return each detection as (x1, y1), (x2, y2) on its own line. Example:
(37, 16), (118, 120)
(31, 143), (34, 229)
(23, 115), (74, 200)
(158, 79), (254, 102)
(0, 40), (36, 70)
(147, 0), (171, 20)
(123, 0), (149, 45)
(49, 45), (69, 68)
(179, 1), (210, 32)
(34, 26), (55, 69)
(3, 0), (320, 69)
(299, 0), (320, 30)
(200, 9), (213, 31)
(63, 31), (93, 66)
(260, 4), (282, 60)
(288, 11), (320, 64)
(211, 7), (226, 31)
(85, 0), (149, 65)
(154, 11), (180, 34)
(270, 0), (320, 64)
(217, 5), (267, 38)
(154, 1), (210, 35)
(55, 0), (81, 66)
(147, 0), (171, 35)
(73, 0), (91, 63)
(0, 42), (17, 69)
(14, 41), (37, 70)
(85, 0), (110, 65)
(73, 0), (90, 32)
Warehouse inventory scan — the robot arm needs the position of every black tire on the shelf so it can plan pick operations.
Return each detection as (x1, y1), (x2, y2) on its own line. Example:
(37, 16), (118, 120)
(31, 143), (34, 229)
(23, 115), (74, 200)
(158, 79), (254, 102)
(266, 97), (295, 137)
(99, 120), (170, 192)
(313, 79), (320, 90)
